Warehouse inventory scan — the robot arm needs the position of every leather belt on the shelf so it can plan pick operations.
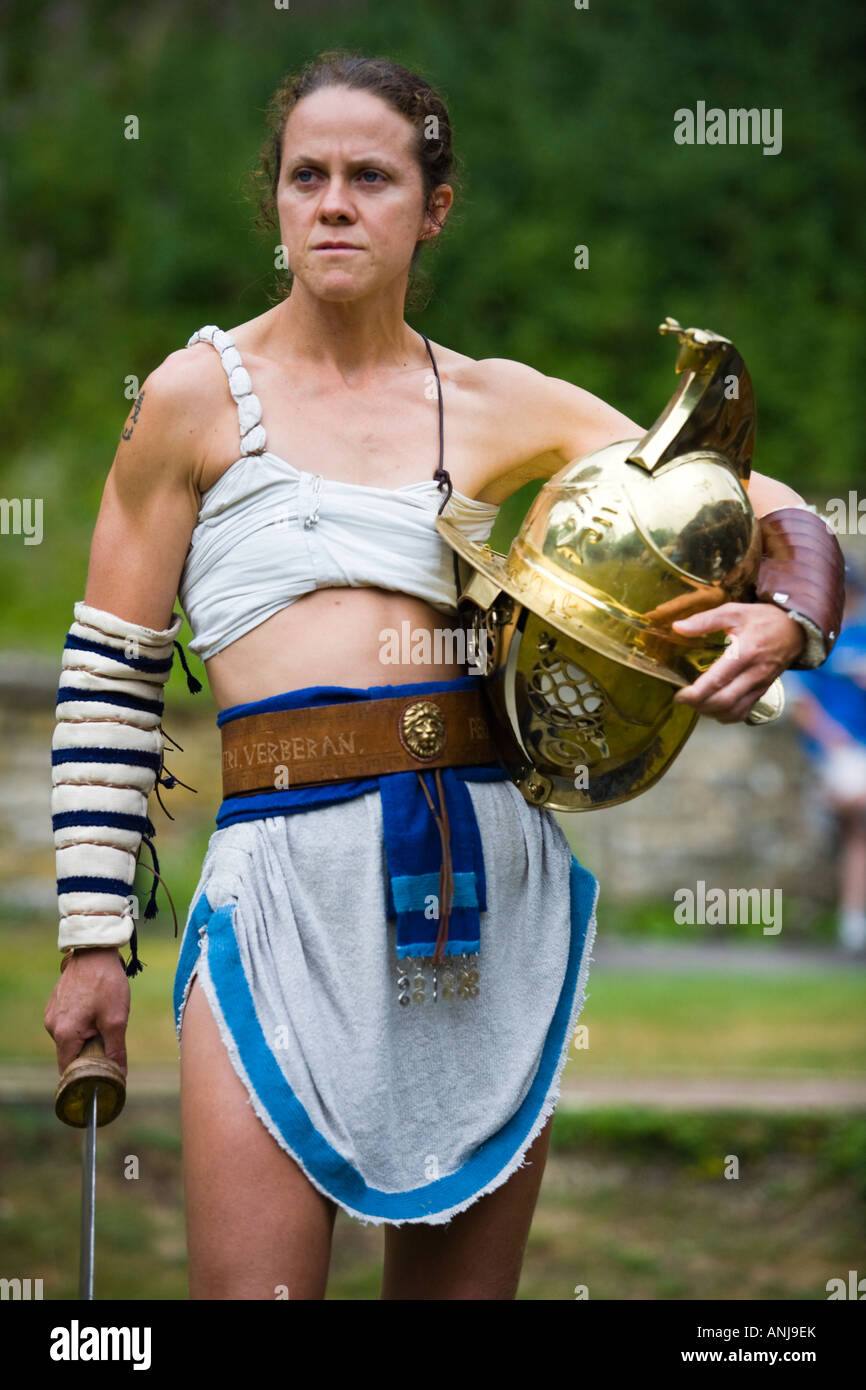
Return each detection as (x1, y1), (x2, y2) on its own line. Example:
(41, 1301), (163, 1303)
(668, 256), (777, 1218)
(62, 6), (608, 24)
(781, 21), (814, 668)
(221, 687), (501, 798)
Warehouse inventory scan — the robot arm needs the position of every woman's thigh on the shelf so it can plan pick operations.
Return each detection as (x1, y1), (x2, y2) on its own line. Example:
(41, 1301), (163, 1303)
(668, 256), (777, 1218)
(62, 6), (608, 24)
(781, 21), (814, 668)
(180, 972), (338, 1300)
(380, 1113), (554, 1300)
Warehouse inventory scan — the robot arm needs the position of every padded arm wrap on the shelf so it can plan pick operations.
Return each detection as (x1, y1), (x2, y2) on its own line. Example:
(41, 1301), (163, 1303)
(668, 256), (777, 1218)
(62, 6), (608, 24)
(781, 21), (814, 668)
(754, 507), (846, 670)
(52, 601), (183, 956)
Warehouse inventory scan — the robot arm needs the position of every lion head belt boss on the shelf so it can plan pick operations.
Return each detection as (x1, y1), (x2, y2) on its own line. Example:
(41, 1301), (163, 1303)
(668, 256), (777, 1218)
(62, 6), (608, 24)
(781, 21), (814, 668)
(435, 317), (786, 813)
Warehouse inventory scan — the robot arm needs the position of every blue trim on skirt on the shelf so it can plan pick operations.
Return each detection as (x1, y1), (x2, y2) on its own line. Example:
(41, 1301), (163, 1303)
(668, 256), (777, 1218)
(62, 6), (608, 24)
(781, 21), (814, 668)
(173, 854), (596, 1224)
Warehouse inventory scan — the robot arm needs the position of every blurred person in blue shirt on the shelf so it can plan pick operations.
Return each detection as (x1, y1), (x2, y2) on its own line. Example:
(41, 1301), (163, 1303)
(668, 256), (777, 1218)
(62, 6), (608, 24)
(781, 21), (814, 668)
(784, 561), (866, 950)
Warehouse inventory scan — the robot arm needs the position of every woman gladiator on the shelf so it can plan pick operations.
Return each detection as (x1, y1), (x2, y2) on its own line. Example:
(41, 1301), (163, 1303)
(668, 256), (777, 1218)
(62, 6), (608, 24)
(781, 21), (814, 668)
(44, 53), (842, 1300)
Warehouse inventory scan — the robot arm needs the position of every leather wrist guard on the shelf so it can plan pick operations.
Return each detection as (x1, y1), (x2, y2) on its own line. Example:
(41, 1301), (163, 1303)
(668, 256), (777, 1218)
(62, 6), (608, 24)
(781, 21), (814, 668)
(52, 602), (200, 976)
(754, 507), (846, 669)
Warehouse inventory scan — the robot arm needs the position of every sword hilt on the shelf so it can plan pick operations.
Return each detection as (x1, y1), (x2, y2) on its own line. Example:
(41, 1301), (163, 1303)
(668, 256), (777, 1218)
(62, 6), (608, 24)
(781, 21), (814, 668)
(55, 1034), (126, 1128)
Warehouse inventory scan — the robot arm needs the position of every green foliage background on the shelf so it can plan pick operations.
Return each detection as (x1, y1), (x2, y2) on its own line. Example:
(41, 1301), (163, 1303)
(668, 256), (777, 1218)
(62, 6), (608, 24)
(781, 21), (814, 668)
(1, 0), (863, 650)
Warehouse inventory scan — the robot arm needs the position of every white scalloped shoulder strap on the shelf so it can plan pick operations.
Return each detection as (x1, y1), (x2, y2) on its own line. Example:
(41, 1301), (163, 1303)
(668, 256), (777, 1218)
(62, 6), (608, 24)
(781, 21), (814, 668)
(186, 324), (267, 457)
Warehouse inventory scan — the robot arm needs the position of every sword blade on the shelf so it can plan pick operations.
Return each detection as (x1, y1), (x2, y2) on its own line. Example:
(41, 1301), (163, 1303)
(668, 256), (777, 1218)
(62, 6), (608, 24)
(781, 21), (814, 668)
(78, 1085), (98, 1300)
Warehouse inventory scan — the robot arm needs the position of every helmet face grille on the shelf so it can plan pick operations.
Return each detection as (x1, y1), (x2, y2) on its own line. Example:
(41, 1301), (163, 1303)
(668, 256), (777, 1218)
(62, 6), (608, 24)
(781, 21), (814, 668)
(526, 655), (611, 764)
(504, 612), (699, 807)
(470, 606), (498, 676)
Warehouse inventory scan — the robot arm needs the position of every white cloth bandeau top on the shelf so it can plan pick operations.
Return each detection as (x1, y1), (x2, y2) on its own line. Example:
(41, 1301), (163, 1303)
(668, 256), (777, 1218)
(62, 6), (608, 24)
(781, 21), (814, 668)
(177, 325), (501, 661)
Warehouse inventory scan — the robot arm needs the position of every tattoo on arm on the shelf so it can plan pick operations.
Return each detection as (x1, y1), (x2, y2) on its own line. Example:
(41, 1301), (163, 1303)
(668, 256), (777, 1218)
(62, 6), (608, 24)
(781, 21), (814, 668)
(121, 389), (146, 441)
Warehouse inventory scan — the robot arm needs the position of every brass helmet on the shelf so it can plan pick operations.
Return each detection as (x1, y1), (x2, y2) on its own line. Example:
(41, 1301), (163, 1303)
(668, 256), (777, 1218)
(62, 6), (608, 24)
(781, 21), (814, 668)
(436, 318), (784, 812)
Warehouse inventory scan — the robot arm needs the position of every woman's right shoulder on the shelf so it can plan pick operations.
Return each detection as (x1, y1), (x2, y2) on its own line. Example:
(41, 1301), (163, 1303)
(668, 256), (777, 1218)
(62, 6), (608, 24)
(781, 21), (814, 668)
(142, 331), (230, 415)
(117, 332), (234, 490)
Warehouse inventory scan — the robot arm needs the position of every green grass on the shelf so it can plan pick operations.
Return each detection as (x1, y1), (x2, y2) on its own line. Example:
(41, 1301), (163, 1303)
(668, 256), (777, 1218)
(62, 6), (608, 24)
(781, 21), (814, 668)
(552, 1109), (866, 1199)
(572, 970), (866, 1074)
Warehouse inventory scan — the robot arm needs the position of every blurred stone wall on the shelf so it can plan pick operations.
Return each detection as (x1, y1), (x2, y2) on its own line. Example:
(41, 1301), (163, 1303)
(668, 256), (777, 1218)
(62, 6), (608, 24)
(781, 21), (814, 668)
(554, 710), (837, 919)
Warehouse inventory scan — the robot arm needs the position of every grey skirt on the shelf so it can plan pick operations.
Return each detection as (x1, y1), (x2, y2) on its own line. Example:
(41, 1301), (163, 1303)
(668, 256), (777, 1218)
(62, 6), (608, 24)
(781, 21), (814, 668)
(173, 777), (599, 1227)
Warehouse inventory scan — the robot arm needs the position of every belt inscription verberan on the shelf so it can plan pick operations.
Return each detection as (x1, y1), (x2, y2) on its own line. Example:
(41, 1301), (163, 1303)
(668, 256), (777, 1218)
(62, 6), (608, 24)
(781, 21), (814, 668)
(220, 687), (500, 798)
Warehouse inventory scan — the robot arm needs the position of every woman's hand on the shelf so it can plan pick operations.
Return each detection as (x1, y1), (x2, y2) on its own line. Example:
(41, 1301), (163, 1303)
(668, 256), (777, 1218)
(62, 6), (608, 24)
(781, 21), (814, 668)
(44, 948), (131, 1078)
(670, 601), (806, 724)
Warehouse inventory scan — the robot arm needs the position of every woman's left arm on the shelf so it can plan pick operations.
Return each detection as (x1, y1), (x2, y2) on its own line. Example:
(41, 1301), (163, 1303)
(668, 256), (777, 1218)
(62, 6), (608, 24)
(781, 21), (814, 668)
(482, 364), (836, 725)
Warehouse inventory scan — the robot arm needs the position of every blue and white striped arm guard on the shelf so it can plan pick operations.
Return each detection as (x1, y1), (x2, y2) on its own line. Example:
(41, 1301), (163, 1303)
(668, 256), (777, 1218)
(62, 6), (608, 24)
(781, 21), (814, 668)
(52, 601), (201, 977)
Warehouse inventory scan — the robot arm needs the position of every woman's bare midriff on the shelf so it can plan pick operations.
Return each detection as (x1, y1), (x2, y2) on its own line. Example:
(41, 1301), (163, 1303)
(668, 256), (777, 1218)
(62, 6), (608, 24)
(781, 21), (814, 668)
(204, 586), (468, 712)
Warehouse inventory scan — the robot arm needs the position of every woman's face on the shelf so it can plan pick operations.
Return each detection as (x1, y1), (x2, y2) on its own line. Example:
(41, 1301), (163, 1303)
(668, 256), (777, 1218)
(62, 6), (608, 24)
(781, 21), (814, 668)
(276, 85), (451, 300)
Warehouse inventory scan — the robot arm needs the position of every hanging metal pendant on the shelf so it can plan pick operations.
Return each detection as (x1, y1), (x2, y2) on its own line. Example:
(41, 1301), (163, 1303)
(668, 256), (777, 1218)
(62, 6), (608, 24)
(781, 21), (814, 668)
(458, 954), (480, 1001)
(397, 959), (411, 1008)
(412, 963), (426, 1005)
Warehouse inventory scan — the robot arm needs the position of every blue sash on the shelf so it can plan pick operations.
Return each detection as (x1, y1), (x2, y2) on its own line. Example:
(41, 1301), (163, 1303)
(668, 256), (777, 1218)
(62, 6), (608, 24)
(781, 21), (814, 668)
(216, 676), (511, 961)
